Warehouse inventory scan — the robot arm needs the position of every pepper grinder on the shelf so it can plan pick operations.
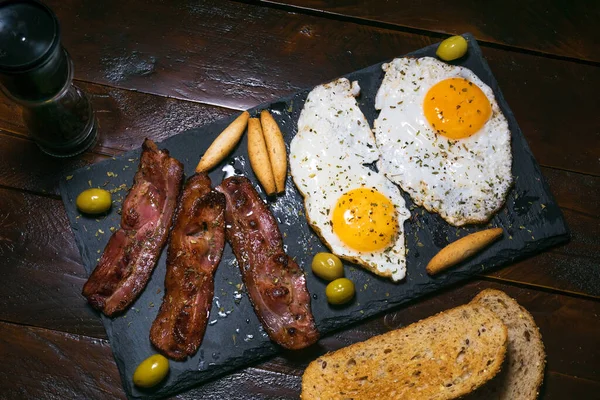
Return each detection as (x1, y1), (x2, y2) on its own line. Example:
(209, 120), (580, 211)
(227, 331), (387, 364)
(0, 0), (97, 157)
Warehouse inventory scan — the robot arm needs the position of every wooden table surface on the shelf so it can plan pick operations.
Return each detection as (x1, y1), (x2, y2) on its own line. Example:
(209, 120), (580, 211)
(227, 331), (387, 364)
(1, 1), (598, 399)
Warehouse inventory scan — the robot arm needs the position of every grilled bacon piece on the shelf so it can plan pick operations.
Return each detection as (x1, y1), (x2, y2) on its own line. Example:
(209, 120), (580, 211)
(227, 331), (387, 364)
(82, 139), (184, 316)
(217, 176), (319, 349)
(150, 173), (226, 360)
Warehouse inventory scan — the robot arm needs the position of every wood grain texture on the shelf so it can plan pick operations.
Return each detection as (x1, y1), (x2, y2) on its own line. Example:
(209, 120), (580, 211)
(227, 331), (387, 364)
(268, 280), (600, 383)
(0, 80), (233, 196)
(0, 134), (105, 196)
(540, 168), (600, 218)
(264, 0), (600, 62)
(0, 76), (598, 198)
(0, 196), (596, 329)
(0, 81), (233, 156)
(0, 1), (596, 398)
(540, 372), (600, 400)
(50, 55), (572, 394)
(0, 323), (121, 399)
(486, 209), (600, 297)
(0, 167), (596, 337)
(0, 322), (303, 400)
(0, 188), (106, 337)
(1, 280), (598, 399)
(488, 167), (600, 296)
(31, 0), (599, 175)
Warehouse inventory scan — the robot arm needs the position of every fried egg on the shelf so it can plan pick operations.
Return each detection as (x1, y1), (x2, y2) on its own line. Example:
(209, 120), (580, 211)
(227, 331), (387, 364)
(290, 78), (410, 281)
(374, 57), (513, 226)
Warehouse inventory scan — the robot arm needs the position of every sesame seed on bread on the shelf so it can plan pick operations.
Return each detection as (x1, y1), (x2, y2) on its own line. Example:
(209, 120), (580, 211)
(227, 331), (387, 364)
(301, 303), (508, 400)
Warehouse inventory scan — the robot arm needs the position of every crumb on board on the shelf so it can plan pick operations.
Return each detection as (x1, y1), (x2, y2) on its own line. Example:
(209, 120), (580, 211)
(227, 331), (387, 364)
(109, 184), (128, 194)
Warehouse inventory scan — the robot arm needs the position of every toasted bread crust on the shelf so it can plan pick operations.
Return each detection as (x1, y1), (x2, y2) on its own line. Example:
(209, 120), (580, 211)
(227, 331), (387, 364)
(301, 304), (507, 400)
(466, 289), (546, 400)
(248, 117), (277, 195)
(260, 110), (287, 194)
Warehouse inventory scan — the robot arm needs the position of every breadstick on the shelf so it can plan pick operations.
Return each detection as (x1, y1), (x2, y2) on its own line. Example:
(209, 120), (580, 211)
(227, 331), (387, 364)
(260, 110), (287, 193)
(195, 111), (249, 172)
(247, 118), (277, 195)
(426, 228), (503, 275)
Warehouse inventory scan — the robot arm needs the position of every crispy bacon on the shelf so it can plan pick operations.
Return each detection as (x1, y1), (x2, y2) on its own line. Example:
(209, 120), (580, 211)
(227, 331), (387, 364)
(150, 173), (226, 360)
(217, 176), (319, 349)
(82, 139), (184, 316)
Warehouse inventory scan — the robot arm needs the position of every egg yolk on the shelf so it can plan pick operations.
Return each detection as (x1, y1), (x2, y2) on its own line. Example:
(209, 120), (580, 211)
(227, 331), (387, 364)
(332, 188), (398, 252)
(423, 78), (492, 139)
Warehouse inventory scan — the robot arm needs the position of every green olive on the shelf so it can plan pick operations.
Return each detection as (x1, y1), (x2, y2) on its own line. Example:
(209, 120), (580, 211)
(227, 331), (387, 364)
(436, 35), (468, 61)
(76, 188), (112, 214)
(312, 252), (344, 281)
(325, 278), (355, 305)
(133, 354), (169, 388)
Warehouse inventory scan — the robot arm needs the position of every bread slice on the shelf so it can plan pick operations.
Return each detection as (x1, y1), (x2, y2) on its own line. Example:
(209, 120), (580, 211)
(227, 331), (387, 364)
(301, 304), (508, 400)
(464, 289), (546, 400)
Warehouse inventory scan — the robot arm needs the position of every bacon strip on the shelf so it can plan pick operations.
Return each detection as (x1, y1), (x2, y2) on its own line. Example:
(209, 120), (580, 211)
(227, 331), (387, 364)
(150, 173), (226, 360)
(82, 139), (184, 316)
(217, 176), (319, 349)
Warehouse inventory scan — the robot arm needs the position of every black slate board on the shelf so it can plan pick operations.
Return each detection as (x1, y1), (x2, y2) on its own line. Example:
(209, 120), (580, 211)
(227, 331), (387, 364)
(60, 34), (568, 399)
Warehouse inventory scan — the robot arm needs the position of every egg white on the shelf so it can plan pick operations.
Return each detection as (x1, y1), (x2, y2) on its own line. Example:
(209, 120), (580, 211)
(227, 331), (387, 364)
(290, 78), (410, 281)
(374, 57), (513, 226)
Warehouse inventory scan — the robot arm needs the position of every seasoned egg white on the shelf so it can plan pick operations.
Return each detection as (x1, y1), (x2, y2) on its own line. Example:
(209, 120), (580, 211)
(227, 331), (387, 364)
(290, 78), (410, 281)
(374, 57), (513, 226)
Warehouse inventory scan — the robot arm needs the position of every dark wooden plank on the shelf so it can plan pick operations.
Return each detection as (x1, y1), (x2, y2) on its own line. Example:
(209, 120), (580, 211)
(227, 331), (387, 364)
(540, 372), (600, 400)
(0, 80), (232, 156)
(540, 168), (600, 218)
(0, 133), (105, 196)
(484, 166), (600, 296)
(261, 280), (600, 383)
(3, 82), (600, 198)
(264, 0), (600, 62)
(33, 0), (600, 175)
(0, 323), (121, 399)
(81, 82), (232, 153)
(0, 156), (600, 337)
(1, 280), (598, 399)
(55, 43), (571, 394)
(0, 80), (232, 196)
(0, 78), (598, 199)
(0, 168), (597, 336)
(486, 209), (600, 297)
(0, 322), (301, 400)
(0, 188), (106, 338)
(252, 363), (600, 400)
(173, 368), (302, 399)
